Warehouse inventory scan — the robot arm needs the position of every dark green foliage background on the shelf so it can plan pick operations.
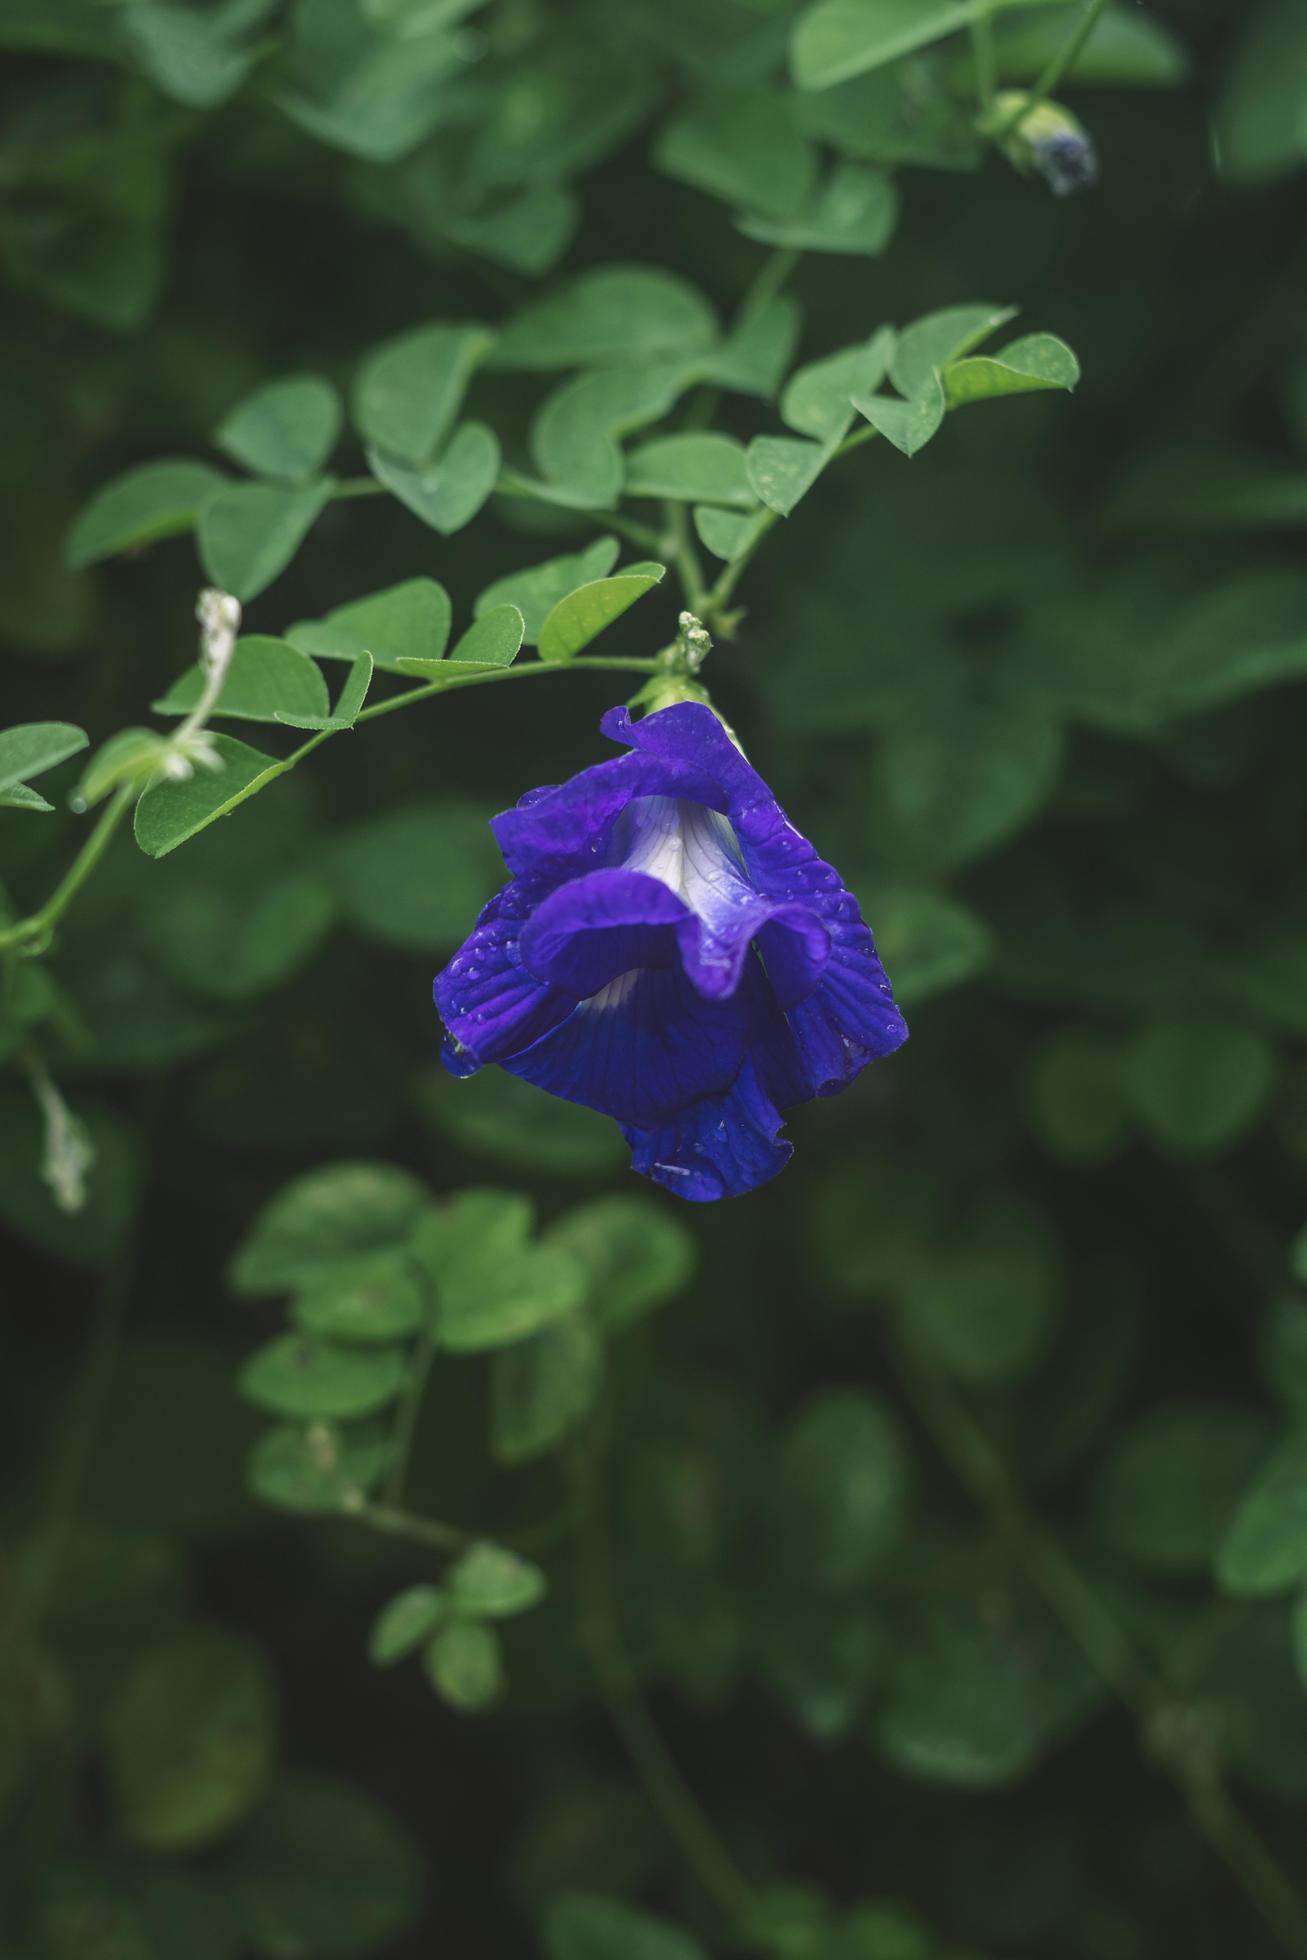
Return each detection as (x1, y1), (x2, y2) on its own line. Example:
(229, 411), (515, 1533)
(5, 1), (1307, 1956)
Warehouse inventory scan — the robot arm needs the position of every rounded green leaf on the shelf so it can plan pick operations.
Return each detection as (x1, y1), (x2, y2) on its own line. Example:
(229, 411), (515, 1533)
(904, 1197), (1062, 1386)
(770, 1389), (913, 1594)
(153, 637), (330, 725)
(133, 734), (280, 860)
(229, 1162), (429, 1296)
(103, 1629), (277, 1852)
(352, 323), (493, 467)
(248, 1422), (391, 1515)
(288, 577), (452, 672)
(197, 479), (336, 602)
(491, 1317), (603, 1465)
(214, 376), (343, 483)
(65, 460), (226, 570)
(1217, 1428), (1307, 1596)
(1092, 1402), (1274, 1575)
(424, 1621), (503, 1712)
(368, 1586), (449, 1666)
(447, 1542), (547, 1619)
(655, 86), (817, 220)
(291, 1260), (427, 1344)
(624, 433), (756, 508)
(0, 721), (88, 795)
(491, 266), (716, 372)
(328, 802), (502, 952)
(367, 422), (500, 535)
(476, 538), (619, 644)
(537, 570), (664, 665)
(1126, 1013), (1276, 1156)
(546, 1196), (695, 1329)
(239, 1334), (408, 1421)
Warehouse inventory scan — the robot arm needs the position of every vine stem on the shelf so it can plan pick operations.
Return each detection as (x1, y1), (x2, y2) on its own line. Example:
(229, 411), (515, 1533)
(704, 422), (879, 620)
(569, 1433), (757, 1936)
(989, 0), (1110, 140)
(349, 1501), (472, 1555)
(970, 8), (997, 111)
(891, 1333), (1307, 1960)
(383, 1304), (438, 1509)
(0, 657), (661, 955)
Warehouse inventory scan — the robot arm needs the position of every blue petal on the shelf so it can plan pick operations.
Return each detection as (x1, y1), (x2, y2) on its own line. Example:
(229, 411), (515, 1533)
(492, 748), (728, 885)
(502, 964), (748, 1128)
(621, 1057), (792, 1202)
(519, 868), (687, 996)
(434, 882), (575, 1076)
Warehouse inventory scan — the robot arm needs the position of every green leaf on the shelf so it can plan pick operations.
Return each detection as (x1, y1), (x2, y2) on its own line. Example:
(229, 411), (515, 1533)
(1215, 0), (1307, 187)
(537, 570), (665, 665)
(230, 1162), (430, 1296)
(104, 1629), (276, 1852)
(198, 479), (336, 601)
(655, 86), (817, 219)
(693, 505), (756, 561)
(1125, 1013), (1276, 1156)
(352, 323), (494, 466)
(240, 1333), (408, 1421)
(903, 1197), (1062, 1385)
(877, 688), (1062, 863)
(476, 538), (620, 644)
(411, 1189), (588, 1351)
(76, 728), (170, 809)
(133, 734), (283, 859)
(444, 184), (579, 276)
(369, 1586), (449, 1666)
(447, 1542), (547, 1619)
(291, 1259), (427, 1345)
(214, 376), (343, 483)
(367, 422), (500, 534)
(852, 372), (946, 456)
(248, 1422), (391, 1515)
(289, 577), (451, 672)
(491, 265), (716, 371)
(542, 1895), (710, 1960)
(943, 333), (1080, 406)
(738, 162), (898, 256)
(890, 302), (1019, 398)
(530, 365), (691, 507)
(1092, 1402), (1274, 1576)
(746, 434), (832, 516)
(865, 883), (993, 1004)
(0, 1091), (144, 1269)
(226, 1774), (421, 1959)
(769, 1390), (912, 1594)
(1025, 1029), (1130, 1164)
(153, 636), (331, 725)
(546, 1196), (695, 1330)
(0, 782), (53, 812)
(704, 293), (803, 399)
(490, 1317), (603, 1465)
(273, 651), (374, 731)
(329, 802), (502, 951)
(425, 1621), (503, 1711)
(65, 461), (226, 570)
(624, 433), (756, 508)
(782, 327), (895, 442)
(989, 4), (1192, 88)
(791, 0), (1064, 90)
(1218, 1430), (1307, 1596)
(0, 721), (88, 795)
(448, 604), (525, 669)
(413, 1064), (623, 1174)
(123, 3), (256, 108)
(146, 863), (334, 1001)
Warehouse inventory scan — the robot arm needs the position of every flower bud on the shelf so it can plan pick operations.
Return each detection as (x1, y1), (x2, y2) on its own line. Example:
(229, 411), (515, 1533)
(196, 586), (241, 681)
(992, 93), (1099, 197)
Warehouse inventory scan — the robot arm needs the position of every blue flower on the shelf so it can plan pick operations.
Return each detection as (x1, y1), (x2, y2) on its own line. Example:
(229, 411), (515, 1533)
(434, 704), (907, 1202)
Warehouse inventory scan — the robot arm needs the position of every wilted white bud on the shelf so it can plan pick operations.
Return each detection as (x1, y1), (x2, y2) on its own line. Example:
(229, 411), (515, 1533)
(196, 587), (242, 681)
(31, 1067), (95, 1213)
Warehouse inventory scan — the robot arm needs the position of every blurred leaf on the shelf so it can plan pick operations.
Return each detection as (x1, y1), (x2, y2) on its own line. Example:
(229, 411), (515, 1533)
(329, 801), (501, 951)
(425, 1621), (503, 1711)
(852, 372), (945, 456)
(791, 0), (1064, 89)
(230, 1161), (429, 1296)
(413, 1063), (623, 1174)
(0, 721), (87, 794)
(656, 86), (817, 218)
(694, 505), (757, 560)
(369, 1586), (449, 1666)
(145, 862), (333, 1000)
(448, 1541), (547, 1618)
(226, 1773), (422, 1958)
(154, 636), (330, 725)
(291, 1257), (427, 1344)
(77, 729), (170, 809)
(538, 570), (665, 665)
(353, 324), (495, 467)
(891, 303), (1019, 398)
(134, 734), (280, 858)
(104, 1629), (276, 1853)
(542, 1894), (709, 1960)
(0, 1091), (144, 1268)
(198, 479), (336, 601)
(66, 462), (227, 571)
(769, 1389), (912, 1593)
(747, 434), (832, 516)
(1215, 0), (1307, 186)
(248, 1419), (391, 1514)
(445, 186), (579, 276)
(289, 576), (452, 671)
(1092, 1402), (1274, 1576)
(739, 163), (898, 256)
(903, 1197), (1062, 1386)
(865, 883), (992, 1004)
(1171, 1604), (1307, 1797)
(988, 3), (1191, 87)
(240, 1333), (408, 1421)
(477, 538), (620, 644)
(214, 376), (343, 483)
(491, 1316), (603, 1464)
(491, 267), (716, 372)
(1217, 1429), (1307, 1596)
(625, 434), (757, 507)
(124, 4), (258, 107)
(878, 690), (1062, 865)
(1125, 1014), (1276, 1156)
(546, 1196), (696, 1329)
(1025, 1029), (1130, 1163)
(782, 328), (895, 442)
(754, 1596), (890, 1741)
(412, 1188), (588, 1351)
(705, 293), (803, 399)
(368, 420), (500, 534)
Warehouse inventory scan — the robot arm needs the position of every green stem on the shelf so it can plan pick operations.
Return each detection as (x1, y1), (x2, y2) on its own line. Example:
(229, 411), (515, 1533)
(665, 500), (709, 614)
(704, 423), (879, 619)
(893, 1334), (1307, 1960)
(606, 512), (666, 554)
(384, 1304), (438, 1509)
(970, 8), (997, 110)
(990, 0), (1110, 140)
(331, 478), (388, 501)
(351, 1501), (472, 1555)
(0, 785), (134, 953)
(569, 1434), (757, 1935)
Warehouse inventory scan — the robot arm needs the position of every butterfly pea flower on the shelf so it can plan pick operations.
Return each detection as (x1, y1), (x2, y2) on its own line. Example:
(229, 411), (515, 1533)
(434, 703), (907, 1202)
